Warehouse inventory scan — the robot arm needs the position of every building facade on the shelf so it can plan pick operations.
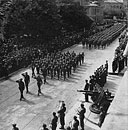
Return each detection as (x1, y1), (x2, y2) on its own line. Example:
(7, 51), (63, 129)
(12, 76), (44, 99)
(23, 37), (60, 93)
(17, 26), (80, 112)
(123, 0), (128, 25)
(86, 2), (103, 22)
(75, 0), (104, 22)
(104, 0), (123, 12)
(103, 0), (124, 19)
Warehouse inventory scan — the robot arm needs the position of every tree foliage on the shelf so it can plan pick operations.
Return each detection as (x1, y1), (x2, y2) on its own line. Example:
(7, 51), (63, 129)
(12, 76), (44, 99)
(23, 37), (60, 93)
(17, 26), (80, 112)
(59, 2), (93, 31)
(3, 0), (93, 41)
(4, 0), (61, 41)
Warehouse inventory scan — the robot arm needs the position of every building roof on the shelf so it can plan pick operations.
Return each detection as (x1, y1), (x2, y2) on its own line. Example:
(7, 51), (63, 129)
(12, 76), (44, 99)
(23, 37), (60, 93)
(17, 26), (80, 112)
(104, 0), (123, 3)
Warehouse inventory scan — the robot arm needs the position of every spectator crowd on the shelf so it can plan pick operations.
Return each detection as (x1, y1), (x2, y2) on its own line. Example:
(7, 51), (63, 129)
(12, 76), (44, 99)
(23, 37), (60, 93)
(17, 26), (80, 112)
(112, 29), (128, 73)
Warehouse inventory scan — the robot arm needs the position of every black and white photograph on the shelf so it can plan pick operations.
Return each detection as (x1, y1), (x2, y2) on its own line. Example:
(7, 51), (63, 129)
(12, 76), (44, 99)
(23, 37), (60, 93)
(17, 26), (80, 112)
(0, 0), (128, 130)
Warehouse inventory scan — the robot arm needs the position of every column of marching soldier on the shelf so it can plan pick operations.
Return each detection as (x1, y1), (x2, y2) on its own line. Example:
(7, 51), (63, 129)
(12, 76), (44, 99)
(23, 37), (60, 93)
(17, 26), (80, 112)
(84, 23), (126, 50)
(16, 51), (84, 100)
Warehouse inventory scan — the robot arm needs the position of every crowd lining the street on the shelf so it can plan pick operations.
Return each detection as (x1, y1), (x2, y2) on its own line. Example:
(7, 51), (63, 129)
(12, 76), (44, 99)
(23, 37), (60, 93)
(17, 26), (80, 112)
(0, 23), (126, 79)
(112, 29), (128, 73)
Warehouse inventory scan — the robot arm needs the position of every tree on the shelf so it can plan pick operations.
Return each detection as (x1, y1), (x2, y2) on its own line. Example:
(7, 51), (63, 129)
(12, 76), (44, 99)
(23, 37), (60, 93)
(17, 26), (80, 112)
(59, 2), (93, 32)
(4, 0), (62, 42)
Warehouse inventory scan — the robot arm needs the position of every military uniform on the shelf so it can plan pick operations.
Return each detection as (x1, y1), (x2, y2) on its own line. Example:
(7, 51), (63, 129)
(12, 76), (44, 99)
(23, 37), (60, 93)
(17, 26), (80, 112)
(16, 79), (25, 101)
(22, 72), (30, 93)
(78, 104), (86, 130)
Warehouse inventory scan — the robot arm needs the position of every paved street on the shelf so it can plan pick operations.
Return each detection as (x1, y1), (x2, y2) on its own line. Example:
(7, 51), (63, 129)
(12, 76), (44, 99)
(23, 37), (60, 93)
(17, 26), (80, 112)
(0, 38), (124, 130)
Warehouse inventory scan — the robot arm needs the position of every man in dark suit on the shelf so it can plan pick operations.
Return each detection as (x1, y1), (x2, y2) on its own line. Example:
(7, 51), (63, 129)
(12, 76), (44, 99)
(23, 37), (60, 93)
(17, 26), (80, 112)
(22, 72), (30, 93)
(16, 78), (25, 101)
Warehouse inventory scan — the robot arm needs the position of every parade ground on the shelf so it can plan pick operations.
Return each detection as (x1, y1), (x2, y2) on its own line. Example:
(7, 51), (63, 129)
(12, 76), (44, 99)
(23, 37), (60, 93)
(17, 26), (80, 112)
(0, 37), (127, 130)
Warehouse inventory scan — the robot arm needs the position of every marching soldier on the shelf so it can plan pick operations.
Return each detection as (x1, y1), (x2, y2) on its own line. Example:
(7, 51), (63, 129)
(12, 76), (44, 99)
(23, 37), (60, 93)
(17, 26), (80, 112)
(16, 78), (25, 101)
(22, 72), (30, 93)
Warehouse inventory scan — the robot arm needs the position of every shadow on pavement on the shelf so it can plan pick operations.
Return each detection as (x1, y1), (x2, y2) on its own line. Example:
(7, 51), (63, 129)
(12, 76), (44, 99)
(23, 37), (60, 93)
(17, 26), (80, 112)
(41, 93), (53, 99)
(23, 98), (35, 105)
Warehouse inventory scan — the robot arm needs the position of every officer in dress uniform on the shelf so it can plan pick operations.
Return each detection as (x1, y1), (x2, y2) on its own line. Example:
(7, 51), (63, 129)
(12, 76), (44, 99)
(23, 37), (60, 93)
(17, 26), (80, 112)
(16, 78), (25, 101)
(22, 72), (30, 93)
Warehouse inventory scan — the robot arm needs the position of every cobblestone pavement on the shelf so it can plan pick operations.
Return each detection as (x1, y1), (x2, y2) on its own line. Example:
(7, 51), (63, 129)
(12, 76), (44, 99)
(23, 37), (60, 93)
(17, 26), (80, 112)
(0, 38), (124, 130)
